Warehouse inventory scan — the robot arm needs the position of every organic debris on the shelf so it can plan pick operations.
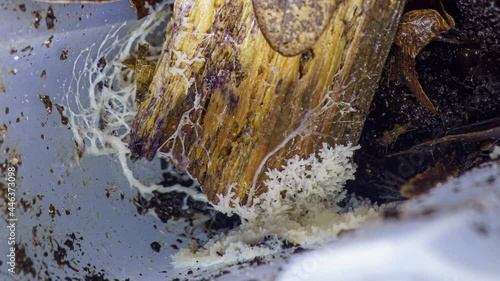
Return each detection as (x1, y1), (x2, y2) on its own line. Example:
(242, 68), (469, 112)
(349, 0), (500, 200)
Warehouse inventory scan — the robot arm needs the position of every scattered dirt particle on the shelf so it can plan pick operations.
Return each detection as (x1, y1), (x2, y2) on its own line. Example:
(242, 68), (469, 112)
(48, 203), (56, 218)
(150, 241), (161, 253)
(40, 69), (47, 78)
(54, 104), (69, 125)
(46, 6), (57, 30)
(32, 194), (44, 205)
(43, 35), (54, 48)
(60, 50), (68, 61)
(19, 4), (26, 12)
(84, 272), (108, 281)
(10, 48), (18, 54)
(32, 10), (42, 29)
(0, 83), (4, 93)
(5, 107), (9, 114)
(63, 239), (74, 251)
(38, 94), (53, 114)
(32, 225), (37, 238)
(74, 140), (83, 160)
(105, 188), (111, 198)
(52, 239), (78, 272)
(35, 207), (42, 218)
(21, 45), (33, 53)
(97, 57), (107, 72)
(41, 134), (45, 140)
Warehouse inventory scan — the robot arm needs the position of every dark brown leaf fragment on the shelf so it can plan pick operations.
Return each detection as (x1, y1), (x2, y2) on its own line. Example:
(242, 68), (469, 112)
(391, 5), (455, 113)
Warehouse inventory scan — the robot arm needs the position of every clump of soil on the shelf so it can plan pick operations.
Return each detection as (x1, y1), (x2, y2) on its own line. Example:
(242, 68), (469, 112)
(134, 160), (241, 232)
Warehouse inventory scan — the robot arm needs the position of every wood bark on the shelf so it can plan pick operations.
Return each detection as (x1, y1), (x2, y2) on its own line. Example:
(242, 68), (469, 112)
(129, 0), (405, 204)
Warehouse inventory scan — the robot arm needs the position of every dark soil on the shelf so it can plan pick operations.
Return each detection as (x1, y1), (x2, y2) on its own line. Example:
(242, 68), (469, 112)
(347, 0), (499, 201)
(134, 159), (241, 231)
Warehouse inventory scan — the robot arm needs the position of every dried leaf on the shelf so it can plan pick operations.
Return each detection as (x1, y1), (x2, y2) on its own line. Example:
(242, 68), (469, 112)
(252, 0), (336, 57)
(395, 9), (455, 58)
(390, 4), (455, 113)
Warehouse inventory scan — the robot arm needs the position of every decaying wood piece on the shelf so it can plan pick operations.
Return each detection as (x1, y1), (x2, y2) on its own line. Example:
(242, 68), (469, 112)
(129, 0), (405, 204)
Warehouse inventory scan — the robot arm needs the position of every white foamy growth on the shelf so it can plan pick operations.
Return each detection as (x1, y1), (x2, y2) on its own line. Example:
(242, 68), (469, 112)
(174, 143), (379, 267)
(63, 2), (206, 200)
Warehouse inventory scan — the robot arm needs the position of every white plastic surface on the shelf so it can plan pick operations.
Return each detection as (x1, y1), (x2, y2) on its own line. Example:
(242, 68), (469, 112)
(279, 162), (500, 281)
